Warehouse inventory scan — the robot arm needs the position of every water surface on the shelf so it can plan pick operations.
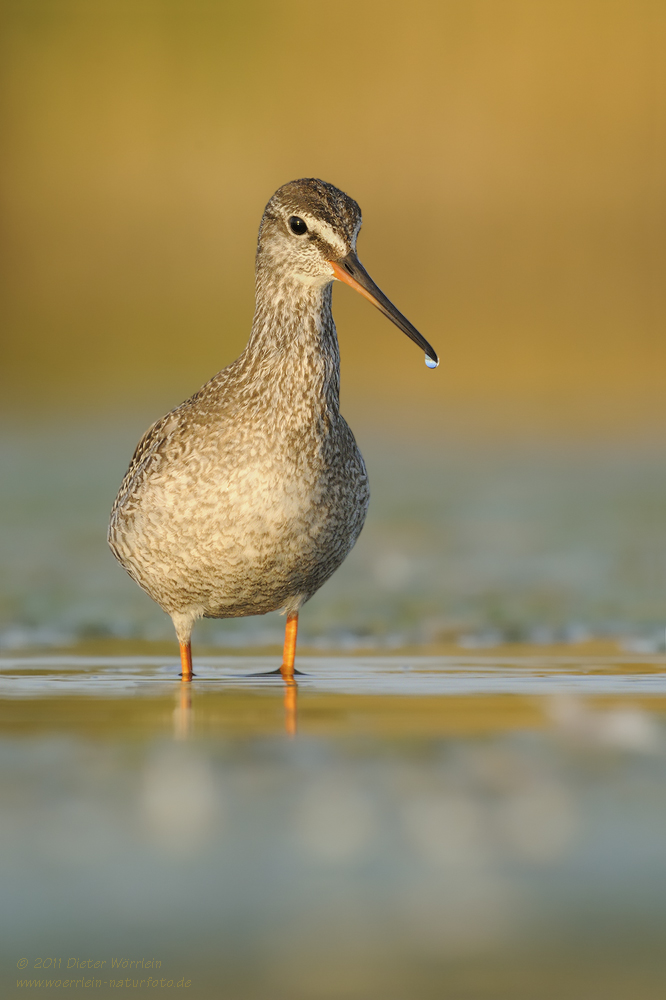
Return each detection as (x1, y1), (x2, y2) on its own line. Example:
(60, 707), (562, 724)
(3, 424), (666, 995)
(2, 653), (666, 999)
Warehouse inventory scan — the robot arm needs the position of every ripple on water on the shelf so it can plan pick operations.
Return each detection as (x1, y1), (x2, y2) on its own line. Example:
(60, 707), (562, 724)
(2, 654), (666, 698)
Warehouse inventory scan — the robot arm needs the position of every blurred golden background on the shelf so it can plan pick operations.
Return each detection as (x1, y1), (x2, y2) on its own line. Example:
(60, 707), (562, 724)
(2, 0), (664, 437)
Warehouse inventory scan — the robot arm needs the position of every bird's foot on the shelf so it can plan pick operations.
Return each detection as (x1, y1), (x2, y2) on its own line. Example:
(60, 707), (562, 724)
(247, 666), (307, 677)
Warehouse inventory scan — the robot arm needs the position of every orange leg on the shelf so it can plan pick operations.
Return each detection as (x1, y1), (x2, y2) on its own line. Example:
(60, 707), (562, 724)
(280, 612), (299, 680)
(281, 613), (299, 737)
(179, 640), (193, 682)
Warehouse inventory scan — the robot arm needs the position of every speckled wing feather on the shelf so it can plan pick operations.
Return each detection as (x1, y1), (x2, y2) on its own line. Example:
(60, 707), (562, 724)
(110, 409), (184, 518)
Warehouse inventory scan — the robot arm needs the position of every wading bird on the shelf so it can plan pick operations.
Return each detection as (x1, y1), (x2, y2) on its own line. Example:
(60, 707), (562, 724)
(109, 179), (438, 682)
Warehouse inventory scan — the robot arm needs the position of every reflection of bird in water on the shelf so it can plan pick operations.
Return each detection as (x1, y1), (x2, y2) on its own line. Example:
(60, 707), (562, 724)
(109, 179), (438, 683)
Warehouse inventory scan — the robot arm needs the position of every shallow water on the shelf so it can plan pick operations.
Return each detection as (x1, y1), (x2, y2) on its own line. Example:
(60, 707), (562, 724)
(3, 422), (666, 995)
(2, 654), (666, 999)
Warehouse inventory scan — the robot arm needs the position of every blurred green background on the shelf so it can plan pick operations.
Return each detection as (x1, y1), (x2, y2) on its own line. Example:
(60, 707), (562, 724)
(2, 0), (665, 435)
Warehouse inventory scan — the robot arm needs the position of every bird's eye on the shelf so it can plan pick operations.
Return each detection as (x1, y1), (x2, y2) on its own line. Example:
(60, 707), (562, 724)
(288, 216), (308, 235)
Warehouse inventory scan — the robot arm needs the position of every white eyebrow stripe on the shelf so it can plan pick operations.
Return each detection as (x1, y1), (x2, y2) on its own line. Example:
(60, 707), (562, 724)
(298, 214), (348, 256)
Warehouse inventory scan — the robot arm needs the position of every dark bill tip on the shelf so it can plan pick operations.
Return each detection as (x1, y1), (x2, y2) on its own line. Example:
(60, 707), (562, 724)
(329, 254), (439, 369)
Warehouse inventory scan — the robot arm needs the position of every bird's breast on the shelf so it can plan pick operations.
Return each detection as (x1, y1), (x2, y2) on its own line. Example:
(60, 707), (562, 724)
(109, 411), (369, 618)
(119, 424), (364, 552)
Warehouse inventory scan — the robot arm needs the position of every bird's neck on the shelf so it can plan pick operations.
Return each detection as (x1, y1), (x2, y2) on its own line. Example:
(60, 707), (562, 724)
(245, 275), (341, 412)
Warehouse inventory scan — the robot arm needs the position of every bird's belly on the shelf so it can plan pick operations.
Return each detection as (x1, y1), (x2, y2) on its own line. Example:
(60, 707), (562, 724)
(110, 452), (368, 618)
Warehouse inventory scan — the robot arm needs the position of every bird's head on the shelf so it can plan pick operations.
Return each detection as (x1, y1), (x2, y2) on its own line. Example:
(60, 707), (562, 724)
(258, 177), (361, 287)
(257, 178), (438, 368)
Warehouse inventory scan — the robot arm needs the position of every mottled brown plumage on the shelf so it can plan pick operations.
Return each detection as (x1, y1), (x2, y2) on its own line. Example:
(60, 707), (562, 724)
(108, 179), (437, 678)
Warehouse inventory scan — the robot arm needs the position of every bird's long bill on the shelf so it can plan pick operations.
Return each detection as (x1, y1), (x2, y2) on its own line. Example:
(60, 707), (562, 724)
(329, 253), (439, 368)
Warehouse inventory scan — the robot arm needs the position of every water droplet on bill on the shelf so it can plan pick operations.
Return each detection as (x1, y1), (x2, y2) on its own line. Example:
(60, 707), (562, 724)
(425, 355), (439, 369)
